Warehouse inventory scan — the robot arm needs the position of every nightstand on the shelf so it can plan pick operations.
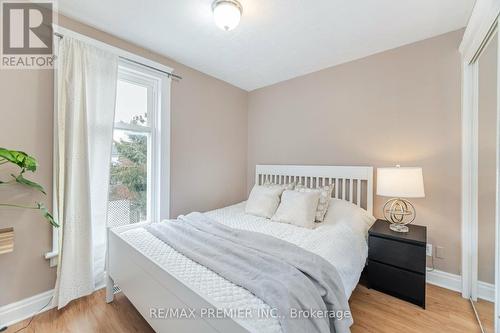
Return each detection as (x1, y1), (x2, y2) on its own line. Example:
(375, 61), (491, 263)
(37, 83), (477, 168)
(367, 219), (427, 308)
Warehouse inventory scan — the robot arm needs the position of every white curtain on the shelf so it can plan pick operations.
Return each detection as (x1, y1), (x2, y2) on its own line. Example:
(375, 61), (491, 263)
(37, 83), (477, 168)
(53, 37), (118, 309)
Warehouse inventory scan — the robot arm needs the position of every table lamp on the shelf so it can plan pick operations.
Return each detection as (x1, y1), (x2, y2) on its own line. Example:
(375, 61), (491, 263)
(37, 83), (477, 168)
(376, 166), (425, 232)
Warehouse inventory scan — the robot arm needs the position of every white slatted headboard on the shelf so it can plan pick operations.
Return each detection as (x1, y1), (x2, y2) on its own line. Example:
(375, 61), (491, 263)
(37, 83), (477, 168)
(255, 165), (374, 215)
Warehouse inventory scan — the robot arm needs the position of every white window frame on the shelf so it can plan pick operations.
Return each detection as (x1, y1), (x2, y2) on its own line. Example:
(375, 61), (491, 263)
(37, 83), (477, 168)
(113, 60), (161, 224)
(46, 25), (171, 267)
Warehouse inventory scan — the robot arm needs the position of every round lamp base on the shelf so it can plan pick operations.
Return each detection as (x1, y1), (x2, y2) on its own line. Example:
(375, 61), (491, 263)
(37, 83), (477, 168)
(389, 223), (409, 233)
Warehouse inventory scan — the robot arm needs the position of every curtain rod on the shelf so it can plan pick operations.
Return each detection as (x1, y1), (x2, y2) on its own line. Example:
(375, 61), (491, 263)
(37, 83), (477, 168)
(53, 32), (182, 80)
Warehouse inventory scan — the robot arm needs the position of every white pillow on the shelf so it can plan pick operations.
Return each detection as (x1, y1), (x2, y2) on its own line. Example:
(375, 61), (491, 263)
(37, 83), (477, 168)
(245, 185), (285, 218)
(295, 183), (334, 222)
(271, 190), (320, 229)
(322, 199), (376, 235)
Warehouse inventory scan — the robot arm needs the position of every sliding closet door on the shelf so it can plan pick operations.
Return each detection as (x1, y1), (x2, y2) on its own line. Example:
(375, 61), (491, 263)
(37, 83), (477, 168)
(476, 31), (498, 333)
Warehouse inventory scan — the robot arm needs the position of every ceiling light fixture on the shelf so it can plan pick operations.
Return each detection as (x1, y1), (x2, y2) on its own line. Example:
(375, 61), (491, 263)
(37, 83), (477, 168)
(212, 0), (242, 31)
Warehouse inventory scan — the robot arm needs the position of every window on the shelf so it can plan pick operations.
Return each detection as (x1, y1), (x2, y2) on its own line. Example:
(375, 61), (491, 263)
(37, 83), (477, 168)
(47, 28), (172, 267)
(107, 60), (165, 227)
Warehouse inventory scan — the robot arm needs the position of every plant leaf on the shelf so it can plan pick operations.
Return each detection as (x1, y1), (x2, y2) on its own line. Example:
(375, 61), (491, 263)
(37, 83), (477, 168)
(0, 147), (38, 172)
(13, 173), (46, 194)
(37, 202), (59, 228)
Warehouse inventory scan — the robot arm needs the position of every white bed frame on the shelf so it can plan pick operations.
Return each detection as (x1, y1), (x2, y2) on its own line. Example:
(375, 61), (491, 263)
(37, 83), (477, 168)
(106, 165), (373, 333)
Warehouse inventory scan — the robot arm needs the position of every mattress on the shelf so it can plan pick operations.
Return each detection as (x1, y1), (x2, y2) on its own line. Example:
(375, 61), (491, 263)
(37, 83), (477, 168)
(119, 202), (368, 333)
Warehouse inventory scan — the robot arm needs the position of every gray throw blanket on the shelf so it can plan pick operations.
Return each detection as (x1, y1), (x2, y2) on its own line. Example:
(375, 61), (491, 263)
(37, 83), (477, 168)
(146, 212), (352, 333)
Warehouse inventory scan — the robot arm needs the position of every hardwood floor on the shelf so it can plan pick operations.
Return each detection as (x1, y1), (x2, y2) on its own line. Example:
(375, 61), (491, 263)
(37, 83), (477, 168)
(6, 284), (481, 333)
(5, 290), (154, 333)
(474, 299), (494, 333)
(350, 284), (482, 333)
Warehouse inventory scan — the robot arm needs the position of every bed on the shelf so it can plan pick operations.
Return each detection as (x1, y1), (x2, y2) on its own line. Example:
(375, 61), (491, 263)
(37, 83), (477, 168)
(106, 165), (374, 333)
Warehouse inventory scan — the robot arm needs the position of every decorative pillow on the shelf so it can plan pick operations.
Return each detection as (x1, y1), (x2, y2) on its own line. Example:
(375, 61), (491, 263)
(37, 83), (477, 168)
(295, 183), (334, 222)
(271, 190), (320, 229)
(322, 199), (376, 236)
(245, 185), (286, 218)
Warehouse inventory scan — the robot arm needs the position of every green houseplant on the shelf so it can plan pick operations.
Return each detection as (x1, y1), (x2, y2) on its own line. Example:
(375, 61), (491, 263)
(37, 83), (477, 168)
(0, 147), (58, 227)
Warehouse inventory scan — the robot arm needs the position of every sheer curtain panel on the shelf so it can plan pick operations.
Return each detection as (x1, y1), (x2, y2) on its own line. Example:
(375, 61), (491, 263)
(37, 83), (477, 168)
(53, 37), (118, 309)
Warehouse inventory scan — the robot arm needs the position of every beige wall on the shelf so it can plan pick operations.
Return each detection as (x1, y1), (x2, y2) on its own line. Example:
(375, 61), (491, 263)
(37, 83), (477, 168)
(478, 35), (498, 285)
(0, 69), (55, 307)
(247, 30), (464, 275)
(0, 15), (248, 306)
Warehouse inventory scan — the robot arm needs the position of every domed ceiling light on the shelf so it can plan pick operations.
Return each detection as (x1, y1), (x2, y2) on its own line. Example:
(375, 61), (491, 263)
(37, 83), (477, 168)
(212, 0), (243, 31)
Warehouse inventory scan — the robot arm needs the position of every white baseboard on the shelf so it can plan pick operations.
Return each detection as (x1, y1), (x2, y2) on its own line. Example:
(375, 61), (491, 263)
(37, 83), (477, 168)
(0, 283), (107, 329)
(426, 268), (495, 302)
(0, 290), (55, 328)
(478, 280), (495, 302)
(426, 269), (462, 292)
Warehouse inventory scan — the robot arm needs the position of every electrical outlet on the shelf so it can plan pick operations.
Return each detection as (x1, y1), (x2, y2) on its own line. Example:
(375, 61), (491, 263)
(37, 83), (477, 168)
(426, 244), (433, 257)
(436, 246), (445, 259)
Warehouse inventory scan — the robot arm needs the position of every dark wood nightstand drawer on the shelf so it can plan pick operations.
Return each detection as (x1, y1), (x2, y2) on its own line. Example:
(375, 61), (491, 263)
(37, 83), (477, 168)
(367, 259), (425, 307)
(367, 220), (427, 308)
(369, 235), (426, 274)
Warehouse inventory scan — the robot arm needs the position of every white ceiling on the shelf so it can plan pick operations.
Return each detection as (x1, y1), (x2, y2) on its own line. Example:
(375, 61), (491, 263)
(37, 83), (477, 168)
(58, 0), (475, 91)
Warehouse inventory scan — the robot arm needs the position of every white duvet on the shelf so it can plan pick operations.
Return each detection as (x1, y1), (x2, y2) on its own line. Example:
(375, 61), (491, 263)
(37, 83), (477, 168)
(119, 201), (370, 333)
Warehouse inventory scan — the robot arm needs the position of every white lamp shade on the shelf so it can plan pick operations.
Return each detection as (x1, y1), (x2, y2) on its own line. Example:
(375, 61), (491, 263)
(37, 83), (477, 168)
(377, 167), (425, 198)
